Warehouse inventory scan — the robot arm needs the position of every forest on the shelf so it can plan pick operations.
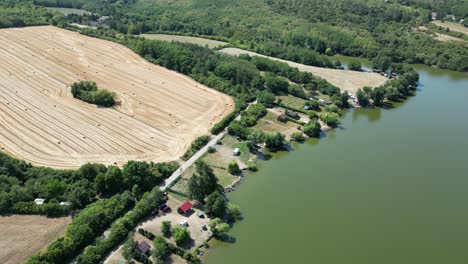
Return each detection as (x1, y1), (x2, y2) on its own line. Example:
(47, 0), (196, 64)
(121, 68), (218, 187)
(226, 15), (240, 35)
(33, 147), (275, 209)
(1, 0), (467, 71)
(24, 0), (468, 72)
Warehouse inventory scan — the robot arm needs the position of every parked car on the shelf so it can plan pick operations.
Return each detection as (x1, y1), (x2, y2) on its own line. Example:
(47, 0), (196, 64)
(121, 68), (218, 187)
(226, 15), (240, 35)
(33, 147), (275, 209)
(180, 218), (188, 226)
(159, 203), (167, 210)
(162, 206), (171, 212)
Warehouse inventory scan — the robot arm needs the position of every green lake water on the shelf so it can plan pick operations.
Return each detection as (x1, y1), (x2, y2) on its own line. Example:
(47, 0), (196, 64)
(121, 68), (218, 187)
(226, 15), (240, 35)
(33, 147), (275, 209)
(205, 66), (468, 264)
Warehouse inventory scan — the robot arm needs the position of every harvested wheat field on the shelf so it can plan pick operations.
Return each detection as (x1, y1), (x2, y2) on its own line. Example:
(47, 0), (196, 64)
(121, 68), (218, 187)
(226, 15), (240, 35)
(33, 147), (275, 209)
(220, 48), (388, 94)
(141, 34), (227, 49)
(0, 215), (71, 264)
(0, 26), (234, 169)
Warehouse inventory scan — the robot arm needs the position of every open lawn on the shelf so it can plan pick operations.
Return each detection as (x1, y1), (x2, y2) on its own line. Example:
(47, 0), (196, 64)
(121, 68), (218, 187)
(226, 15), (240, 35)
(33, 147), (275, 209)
(141, 34), (227, 49)
(253, 110), (299, 138)
(47, 7), (91, 16)
(432, 21), (468, 35)
(278, 95), (307, 110)
(220, 48), (388, 94)
(0, 26), (233, 169)
(0, 215), (71, 264)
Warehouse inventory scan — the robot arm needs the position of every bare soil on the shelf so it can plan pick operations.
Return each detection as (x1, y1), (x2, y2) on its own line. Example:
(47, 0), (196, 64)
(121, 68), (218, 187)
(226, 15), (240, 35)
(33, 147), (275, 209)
(0, 26), (233, 169)
(0, 215), (71, 264)
(432, 21), (468, 35)
(141, 34), (227, 49)
(220, 48), (388, 94)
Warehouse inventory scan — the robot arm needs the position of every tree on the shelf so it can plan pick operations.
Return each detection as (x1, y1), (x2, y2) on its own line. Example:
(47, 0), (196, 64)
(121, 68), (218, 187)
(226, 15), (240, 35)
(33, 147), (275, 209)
(204, 191), (227, 218)
(370, 87), (386, 106)
(188, 161), (218, 202)
(348, 61), (362, 71)
(228, 160), (242, 175)
(153, 236), (170, 260)
(320, 112), (340, 127)
(256, 90), (276, 107)
(94, 166), (123, 195)
(209, 218), (230, 237)
(161, 221), (172, 237)
(290, 132), (305, 142)
(246, 130), (265, 151)
(122, 240), (137, 262)
(265, 133), (286, 150)
(385, 86), (400, 101)
(123, 161), (158, 191)
(78, 163), (107, 181)
(172, 226), (190, 245)
(264, 73), (289, 94)
(303, 121), (321, 137)
(371, 54), (392, 71)
(226, 203), (243, 222)
(305, 100), (320, 111)
(356, 88), (370, 107)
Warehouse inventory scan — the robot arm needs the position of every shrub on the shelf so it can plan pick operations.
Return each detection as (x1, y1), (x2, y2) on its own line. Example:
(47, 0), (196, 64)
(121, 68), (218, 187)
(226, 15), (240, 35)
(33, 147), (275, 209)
(207, 146), (216, 153)
(161, 221), (172, 237)
(182, 135), (210, 160)
(290, 132), (305, 142)
(320, 112), (340, 127)
(228, 160), (242, 175)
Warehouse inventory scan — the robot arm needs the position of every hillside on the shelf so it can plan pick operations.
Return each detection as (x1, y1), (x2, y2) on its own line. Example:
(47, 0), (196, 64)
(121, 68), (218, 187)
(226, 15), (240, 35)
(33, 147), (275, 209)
(0, 26), (233, 168)
(28, 0), (468, 72)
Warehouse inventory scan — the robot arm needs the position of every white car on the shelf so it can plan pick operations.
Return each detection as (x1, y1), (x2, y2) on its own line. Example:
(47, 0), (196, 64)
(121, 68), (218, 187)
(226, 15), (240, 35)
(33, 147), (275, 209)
(180, 219), (188, 226)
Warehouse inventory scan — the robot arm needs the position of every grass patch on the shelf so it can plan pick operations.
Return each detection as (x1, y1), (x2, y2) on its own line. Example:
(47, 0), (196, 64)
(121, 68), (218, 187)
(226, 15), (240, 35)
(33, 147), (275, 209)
(212, 167), (239, 188)
(277, 95), (306, 110)
(233, 142), (252, 163)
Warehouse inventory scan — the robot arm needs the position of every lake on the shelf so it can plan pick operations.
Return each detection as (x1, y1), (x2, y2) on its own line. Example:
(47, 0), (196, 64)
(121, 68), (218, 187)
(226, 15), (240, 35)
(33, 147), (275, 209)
(205, 65), (468, 264)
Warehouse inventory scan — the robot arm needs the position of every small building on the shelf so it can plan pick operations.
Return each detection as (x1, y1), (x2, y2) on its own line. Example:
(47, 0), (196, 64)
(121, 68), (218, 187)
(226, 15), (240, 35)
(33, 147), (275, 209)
(304, 105), (312, 110)
(286, 110), (300, 119)
(277, 113), (287, 122)
(59, 202), (71, 206)
(34, 198), (45, 205)
(178, 201), (193, 215)
(137, 241), (151, 254)
(233, 148), (240, 156)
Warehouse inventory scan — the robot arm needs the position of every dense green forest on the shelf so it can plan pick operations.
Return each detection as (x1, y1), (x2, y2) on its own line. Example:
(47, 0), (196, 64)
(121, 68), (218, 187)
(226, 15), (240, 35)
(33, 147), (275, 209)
(0, 151), (178, 216)
(1, 0), (467, 71)
(24, 0), (468, 72)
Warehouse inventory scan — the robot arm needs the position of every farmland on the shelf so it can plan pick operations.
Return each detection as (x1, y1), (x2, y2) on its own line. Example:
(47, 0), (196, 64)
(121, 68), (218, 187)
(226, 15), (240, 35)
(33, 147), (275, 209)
(0, 215), (71, 264)
(0, 26), (233, 169)
(141, 34), (227, 49)
(220, 48), (388, 94)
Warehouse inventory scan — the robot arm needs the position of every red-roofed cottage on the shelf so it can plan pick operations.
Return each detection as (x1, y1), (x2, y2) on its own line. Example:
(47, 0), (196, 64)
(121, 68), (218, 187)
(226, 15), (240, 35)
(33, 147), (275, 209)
(178, 201), (193, 215)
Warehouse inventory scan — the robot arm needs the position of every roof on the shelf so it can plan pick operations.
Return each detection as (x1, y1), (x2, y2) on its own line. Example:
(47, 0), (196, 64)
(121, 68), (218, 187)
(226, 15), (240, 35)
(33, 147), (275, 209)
(137, 241), (151, 254)
(233, 148), (240, 153)
(178, 201), (193, 213)
(286, 110), (299, 116)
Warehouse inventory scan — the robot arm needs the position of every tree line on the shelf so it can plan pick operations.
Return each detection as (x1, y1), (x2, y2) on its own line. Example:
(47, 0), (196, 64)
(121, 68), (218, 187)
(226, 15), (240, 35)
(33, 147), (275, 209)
(0, 151), (178, 216)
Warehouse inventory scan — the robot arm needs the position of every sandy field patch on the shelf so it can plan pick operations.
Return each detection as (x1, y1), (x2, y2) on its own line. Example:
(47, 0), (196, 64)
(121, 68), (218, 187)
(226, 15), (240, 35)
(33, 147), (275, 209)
(0, 215), (71, 264)
(220, 48), (388, 94)
(141, 34), (227, 49)
(432, 21), (468, 35)
(0, 26), (233, 169)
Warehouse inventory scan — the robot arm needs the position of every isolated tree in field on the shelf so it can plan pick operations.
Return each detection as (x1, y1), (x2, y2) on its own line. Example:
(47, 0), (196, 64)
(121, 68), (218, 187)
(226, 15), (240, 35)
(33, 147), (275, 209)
(71, 81), (115, 107)
(172, 226), (190, 245)
(161, 221), (172, 237)
(228, 160), (242, 175)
